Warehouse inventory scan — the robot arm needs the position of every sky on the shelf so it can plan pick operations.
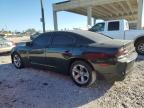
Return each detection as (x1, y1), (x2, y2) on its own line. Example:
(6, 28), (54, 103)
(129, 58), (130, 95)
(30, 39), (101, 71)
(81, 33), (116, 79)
(0, 0), (90, 32)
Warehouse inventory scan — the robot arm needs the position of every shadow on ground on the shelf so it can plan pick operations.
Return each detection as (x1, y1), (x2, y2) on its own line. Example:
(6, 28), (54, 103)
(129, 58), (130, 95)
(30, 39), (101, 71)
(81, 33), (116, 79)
(0, 63), (113, 108)
(136, 55), (144, 62)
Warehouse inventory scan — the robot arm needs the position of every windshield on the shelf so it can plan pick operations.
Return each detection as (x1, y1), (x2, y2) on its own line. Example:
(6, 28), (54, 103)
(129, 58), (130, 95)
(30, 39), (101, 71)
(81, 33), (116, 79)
(89, 23), (105, 32)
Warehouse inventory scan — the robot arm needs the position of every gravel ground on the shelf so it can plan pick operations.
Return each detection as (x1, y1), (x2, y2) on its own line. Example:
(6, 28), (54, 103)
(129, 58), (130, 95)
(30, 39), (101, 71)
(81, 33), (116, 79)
(0, 54), (144, 108)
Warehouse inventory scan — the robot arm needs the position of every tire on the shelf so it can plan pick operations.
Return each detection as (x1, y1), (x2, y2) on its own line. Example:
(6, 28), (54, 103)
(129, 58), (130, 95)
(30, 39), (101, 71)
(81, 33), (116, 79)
(12, 53), (24, 69)
(70, 61), (97, 87)
(135, 40), (144, 55)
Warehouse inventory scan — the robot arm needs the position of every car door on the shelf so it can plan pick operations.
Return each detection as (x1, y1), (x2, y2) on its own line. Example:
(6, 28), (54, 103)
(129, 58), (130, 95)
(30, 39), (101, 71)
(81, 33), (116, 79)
(45, 32), (75, 73)
(29, 33), (52, 65)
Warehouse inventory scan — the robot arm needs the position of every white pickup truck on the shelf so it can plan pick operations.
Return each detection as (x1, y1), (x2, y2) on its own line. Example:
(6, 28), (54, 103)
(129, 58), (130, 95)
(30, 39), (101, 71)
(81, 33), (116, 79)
(89, 19), (144, 55)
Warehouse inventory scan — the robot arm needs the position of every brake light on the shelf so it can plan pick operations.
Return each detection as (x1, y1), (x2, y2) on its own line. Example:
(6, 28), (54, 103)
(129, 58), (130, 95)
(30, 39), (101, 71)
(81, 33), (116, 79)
(83, 52), (114, 60)
(116, 47), (128, 58)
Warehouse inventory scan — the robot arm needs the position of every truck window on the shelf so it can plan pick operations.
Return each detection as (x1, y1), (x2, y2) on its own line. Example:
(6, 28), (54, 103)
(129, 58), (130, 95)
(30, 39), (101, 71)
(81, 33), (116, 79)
(89, 23), (105, 32)
(108, 21), (120, 31)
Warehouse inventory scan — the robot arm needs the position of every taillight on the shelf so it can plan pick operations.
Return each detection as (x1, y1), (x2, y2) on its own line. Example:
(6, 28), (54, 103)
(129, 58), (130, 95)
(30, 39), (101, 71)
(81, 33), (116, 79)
(116, 47), (128, 58)
(83, 52), (114, 60)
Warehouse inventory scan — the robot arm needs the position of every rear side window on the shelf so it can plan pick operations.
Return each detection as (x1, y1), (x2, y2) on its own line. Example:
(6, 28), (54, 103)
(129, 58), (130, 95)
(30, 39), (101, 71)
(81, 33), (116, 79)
(52, 33), (75, 46)
(32, 33), (51, 47)
(76, 36), (94, 45)
(108, 21), (120, 31)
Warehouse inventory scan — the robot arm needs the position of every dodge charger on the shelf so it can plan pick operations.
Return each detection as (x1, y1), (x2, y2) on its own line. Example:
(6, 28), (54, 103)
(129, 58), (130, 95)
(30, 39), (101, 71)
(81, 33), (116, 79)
(11, 30), (137, 87)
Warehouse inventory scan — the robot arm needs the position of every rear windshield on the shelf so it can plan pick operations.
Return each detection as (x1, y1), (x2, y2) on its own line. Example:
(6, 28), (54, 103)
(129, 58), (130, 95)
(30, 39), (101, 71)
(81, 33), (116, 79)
(71, 30), (113, 43)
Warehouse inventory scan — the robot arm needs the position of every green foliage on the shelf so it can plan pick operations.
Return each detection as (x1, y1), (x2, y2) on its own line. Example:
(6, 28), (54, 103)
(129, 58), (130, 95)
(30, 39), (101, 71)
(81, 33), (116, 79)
(25, 28), (36, 35)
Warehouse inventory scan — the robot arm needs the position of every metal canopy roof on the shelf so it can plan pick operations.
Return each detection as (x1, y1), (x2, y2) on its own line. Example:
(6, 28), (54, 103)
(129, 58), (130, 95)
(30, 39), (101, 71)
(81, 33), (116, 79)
(53, 0), (138, 21)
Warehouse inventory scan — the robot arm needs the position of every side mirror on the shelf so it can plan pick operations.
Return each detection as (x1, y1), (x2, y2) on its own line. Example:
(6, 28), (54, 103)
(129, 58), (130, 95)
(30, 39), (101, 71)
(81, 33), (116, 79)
(26, 42), (32, 47)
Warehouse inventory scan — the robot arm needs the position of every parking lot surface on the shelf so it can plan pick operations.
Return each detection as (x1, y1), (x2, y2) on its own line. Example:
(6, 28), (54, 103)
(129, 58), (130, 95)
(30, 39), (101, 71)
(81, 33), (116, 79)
(0, 54), (144, 108)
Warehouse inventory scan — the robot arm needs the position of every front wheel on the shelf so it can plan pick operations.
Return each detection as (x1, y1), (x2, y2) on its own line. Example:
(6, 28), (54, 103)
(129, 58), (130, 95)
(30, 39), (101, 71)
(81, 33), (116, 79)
(70, 61), (97, 87)
(12, 53), (24, 69)
(135, 40), (144, 55)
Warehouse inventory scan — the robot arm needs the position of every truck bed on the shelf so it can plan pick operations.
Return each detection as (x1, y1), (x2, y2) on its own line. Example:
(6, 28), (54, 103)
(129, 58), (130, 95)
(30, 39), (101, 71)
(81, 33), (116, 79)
(125, 30), (144, 40)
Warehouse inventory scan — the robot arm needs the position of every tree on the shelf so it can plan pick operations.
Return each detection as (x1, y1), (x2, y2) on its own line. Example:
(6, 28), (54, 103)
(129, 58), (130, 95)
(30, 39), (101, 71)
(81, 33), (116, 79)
(25, 28), (36, 35)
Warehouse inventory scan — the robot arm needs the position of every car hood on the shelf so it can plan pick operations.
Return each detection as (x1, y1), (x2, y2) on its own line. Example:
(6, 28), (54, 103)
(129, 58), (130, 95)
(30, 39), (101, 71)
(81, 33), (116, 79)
(89, 39), (133, 48)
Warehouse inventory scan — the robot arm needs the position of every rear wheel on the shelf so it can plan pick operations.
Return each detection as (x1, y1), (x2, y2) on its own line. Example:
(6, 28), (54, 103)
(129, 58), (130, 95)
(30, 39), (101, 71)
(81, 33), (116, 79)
(12, 53), (24, 69)
(135, 40), (144, 55)
(70, 61), (97, 87)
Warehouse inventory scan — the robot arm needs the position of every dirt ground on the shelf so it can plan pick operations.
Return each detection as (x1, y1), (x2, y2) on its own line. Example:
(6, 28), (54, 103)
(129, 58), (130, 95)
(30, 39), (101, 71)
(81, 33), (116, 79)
(0, 53), (144, 108)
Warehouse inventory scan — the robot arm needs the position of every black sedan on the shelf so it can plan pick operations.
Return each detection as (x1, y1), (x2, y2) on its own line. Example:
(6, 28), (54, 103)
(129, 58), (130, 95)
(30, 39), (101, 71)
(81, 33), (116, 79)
(11, 30), (137, 87)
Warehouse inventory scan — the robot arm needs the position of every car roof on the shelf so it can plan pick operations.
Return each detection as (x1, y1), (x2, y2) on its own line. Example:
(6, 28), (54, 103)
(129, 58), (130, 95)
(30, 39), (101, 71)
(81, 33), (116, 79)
(50, 30), (112, 43)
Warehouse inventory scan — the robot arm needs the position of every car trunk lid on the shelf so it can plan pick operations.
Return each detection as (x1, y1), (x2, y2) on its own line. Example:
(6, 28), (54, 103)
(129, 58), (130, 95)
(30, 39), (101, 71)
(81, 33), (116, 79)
(89, 39), (135, 58)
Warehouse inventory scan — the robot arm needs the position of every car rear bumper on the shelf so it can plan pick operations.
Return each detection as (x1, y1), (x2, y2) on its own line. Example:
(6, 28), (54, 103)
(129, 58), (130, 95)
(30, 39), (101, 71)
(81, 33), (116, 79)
(93, 52), (137, 81)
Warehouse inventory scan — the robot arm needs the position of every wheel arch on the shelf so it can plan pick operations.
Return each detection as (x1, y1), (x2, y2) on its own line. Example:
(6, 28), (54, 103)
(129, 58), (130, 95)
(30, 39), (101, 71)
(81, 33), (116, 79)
(68, 58), (105, 79)
(134, 36), (144, 46)
(68, 58), (94, 72)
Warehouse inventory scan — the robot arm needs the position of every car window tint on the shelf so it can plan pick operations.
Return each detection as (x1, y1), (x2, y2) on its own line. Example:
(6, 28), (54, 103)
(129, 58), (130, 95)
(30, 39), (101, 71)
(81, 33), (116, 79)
(32, 33), (51, 47)
(52, 33), (74, 46)
(77, 37), (94, 45)
(108, 21), (120, 31)
(70, 33), (94, 45)
(71, 30), (113, 43)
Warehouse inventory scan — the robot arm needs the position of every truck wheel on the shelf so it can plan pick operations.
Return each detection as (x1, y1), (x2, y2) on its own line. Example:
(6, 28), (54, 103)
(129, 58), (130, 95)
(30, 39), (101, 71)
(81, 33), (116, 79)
(70, 61), (97, 87)
(135, 40), (144, 55)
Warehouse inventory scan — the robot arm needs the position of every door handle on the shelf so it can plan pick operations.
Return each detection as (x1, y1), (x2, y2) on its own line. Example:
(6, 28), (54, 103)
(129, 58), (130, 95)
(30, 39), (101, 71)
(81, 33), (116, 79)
(65, 50), (70, 53)
(62, 50), (72, 57)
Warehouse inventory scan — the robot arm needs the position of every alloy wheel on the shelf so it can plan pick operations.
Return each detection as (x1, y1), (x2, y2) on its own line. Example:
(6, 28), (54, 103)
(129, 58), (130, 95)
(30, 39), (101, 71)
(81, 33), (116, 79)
(72, 64), (90, 85)
(13, 54), (21, 68)
(137, 43), (144, 54)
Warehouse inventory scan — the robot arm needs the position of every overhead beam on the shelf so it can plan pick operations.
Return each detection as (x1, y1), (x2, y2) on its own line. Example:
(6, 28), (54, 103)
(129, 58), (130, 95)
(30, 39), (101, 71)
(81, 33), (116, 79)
(69, 7), (106, 17)
(126, 0), (136, 19)
(92, 8), (109, 18)
(53, 0), (126, 11)
(126, 0), (134, 13)
(68, 9), (105, 19)
(118, 2), (129, 15)
(108, 4), (123, 16)
(71, 8), (87, 15)
(100, 5), (118, 17)
(94, 7), (113, 18)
